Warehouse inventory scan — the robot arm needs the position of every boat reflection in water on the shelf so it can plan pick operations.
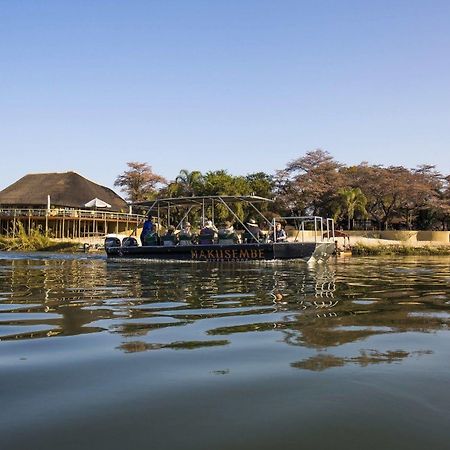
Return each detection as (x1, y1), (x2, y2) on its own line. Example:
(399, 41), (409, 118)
(1, 254), (447, 372)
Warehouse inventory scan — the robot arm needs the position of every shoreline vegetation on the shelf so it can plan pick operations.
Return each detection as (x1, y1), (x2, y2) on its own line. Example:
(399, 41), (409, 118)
(0, 230), (449, 256)
(350, 243), (450, 256)
(0, 224), (80, 252)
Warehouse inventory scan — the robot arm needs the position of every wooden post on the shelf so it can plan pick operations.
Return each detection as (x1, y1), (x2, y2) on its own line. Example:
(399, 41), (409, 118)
(13, 209), (16, 238)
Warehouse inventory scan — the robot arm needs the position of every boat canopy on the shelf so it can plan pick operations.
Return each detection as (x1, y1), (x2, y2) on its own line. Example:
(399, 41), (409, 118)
(134, 195), (274, 208)
(131, 195), (335, 245)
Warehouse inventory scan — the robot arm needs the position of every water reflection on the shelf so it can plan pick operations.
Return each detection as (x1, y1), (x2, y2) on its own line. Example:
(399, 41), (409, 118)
(0, 253), (449, 371)
(291, 349), (434, 371)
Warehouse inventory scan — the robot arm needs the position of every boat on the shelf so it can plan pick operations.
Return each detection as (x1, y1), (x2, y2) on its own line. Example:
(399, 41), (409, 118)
(104, 195), (336, 262)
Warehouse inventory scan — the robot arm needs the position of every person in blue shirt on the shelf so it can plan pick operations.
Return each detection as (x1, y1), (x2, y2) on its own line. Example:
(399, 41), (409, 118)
(140, 217), (154, 245)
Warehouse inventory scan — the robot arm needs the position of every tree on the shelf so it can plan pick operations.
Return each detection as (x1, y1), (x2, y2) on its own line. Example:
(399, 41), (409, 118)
(202, 170), (249, 221)
(246, 172), (275, 199)
(276, 149), (343, 216)
(171, 169), (204, 197)
(334, 188), (367, 230)
(114, 162), (167, 202)
(342, 164), (441, 230)
(411, 165), (449, 230)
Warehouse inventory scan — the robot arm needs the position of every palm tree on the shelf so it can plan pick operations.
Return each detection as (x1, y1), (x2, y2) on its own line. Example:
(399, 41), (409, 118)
(336, 188), (368, 230)
(174, 170), (204, 196)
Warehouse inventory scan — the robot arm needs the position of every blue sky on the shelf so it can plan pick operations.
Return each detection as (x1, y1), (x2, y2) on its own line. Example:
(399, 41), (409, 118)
(1, 0), (449, 194)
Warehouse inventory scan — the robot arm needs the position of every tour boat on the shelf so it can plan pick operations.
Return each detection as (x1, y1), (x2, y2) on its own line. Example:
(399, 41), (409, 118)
(104, 196), (336, 263)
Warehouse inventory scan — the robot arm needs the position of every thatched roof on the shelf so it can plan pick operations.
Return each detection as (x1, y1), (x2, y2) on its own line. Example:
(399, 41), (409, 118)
(0, 172), (128, 212)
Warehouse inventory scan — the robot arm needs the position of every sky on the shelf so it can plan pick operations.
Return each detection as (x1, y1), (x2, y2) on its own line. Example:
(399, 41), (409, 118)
(1, 0), (449, 195)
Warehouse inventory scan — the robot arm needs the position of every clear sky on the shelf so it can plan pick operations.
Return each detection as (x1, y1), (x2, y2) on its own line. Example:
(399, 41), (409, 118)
(1, 0), (449, 194)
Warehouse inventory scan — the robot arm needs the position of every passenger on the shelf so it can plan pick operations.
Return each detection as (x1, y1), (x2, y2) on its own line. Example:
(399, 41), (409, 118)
(162, 225), (179, 246)
(218, 221), (240, 244)
(178, 222), (194, 246)
(199, 220), (217, 244)
(244, 219), (262, 243)
(271, 222), (287, 243)
(140, 217), (154, 245)
(143, 232), (159, 246)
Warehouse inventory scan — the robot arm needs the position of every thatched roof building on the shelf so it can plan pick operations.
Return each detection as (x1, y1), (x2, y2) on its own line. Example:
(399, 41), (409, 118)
(0, 172), (128, 212)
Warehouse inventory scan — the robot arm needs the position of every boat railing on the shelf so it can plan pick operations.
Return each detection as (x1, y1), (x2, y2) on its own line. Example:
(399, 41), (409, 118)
(276, 216), (335, 244)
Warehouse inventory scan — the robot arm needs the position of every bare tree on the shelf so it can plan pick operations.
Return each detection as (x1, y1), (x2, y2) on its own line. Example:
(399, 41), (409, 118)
(114, 162), (167, 202)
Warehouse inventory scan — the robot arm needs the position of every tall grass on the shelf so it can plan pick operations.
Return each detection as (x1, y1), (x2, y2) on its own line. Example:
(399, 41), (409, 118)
(0, 222), (79, 252)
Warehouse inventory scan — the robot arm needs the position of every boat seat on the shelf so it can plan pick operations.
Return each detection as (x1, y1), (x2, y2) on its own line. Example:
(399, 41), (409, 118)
(218, 239), (234, 245)
(243, 232), (260, 243)
(162, 234), (178, 246)
(199, 237), (215, 245)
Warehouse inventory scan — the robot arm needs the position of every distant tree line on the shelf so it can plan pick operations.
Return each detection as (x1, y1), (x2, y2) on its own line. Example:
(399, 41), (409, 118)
(114, 150), (450, 230)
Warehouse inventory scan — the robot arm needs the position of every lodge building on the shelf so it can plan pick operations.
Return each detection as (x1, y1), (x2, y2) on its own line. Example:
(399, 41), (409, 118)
(0, 172), (144, 238)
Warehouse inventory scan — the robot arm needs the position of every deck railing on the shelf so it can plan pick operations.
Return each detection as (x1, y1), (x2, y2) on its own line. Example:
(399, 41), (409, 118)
(0, 207), (144, 222)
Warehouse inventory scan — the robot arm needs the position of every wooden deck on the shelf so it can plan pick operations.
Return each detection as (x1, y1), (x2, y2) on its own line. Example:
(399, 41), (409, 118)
(0, 208), (145, 239)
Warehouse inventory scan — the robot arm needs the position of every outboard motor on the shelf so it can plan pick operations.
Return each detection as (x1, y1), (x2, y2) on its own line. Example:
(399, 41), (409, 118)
(104, 236), (121, 248)
(122, 237), (139, 247)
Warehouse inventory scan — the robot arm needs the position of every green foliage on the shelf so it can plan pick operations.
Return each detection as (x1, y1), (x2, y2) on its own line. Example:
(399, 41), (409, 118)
(333, 187), (368, 229)
(246, 172), (274, 199)
(164, 169), (205, 198)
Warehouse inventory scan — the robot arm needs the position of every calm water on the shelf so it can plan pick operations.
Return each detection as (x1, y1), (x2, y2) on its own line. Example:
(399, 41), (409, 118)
(1, 253), (449, 450)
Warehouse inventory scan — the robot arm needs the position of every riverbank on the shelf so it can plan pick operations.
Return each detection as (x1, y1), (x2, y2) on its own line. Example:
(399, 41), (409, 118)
(351, 242), (450, 256)
(0, 225), (84, 252)
(334, 234), (450, 256)
(0, 235), (81, 252)
(1, 230), (449, 256)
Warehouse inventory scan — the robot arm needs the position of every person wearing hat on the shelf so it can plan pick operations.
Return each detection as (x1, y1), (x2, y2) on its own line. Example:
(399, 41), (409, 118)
(179, 222), (194, 245)
(244, 218), (262, 243)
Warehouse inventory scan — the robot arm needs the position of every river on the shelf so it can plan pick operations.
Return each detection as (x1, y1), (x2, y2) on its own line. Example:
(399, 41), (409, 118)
(1, 253), (449, 450)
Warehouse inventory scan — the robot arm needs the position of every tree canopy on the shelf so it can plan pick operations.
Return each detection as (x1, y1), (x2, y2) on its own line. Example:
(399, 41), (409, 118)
(114, 162), (167, 203)
(115, 154), (449, 230)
